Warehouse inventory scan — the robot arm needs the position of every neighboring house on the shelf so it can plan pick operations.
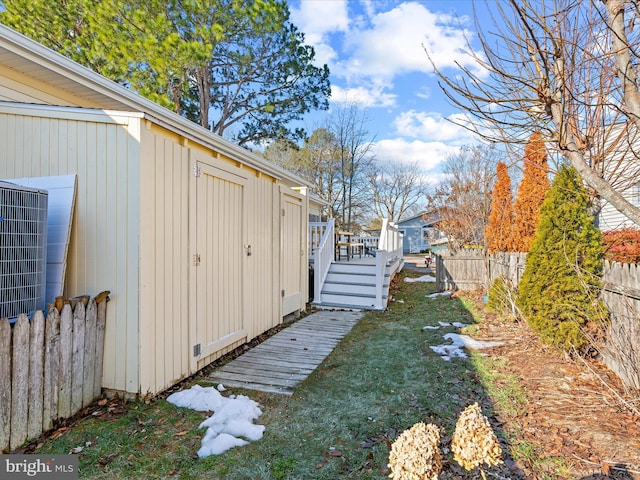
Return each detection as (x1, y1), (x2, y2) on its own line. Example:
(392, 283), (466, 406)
(593, 122), (640, 231)
(597, 182), (640, 230)
(397, 212), (447, 254)
(0, 25), (321, 397)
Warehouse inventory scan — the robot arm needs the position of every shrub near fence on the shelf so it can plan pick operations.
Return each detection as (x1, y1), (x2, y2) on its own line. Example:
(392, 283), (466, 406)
(436, 250), (640, 391)
(0, 293), (109, 452)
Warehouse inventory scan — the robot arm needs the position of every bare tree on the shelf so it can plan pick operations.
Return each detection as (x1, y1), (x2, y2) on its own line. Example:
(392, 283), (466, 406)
(427, 144), (498, 250)
(298, 128), (344, 219)
(263, 130), (343, 219)
(426, 0), (640, 224)
(328, 102), (375, 231)
(369, 160), (428, 223)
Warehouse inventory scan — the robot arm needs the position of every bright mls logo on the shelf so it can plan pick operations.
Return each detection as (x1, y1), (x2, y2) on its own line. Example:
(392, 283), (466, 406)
(1, 455), (78, 479)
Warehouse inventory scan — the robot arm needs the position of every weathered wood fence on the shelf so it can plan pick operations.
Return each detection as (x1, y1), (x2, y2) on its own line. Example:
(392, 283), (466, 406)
(436, 250), (639, 390)
(0, 293), (109, 452)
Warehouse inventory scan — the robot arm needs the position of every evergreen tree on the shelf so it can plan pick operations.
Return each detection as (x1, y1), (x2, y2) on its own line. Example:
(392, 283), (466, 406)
(517, 164), (606, 352)
(0, 0), (331, 146)
(512, 132), (550, 251)
(485, 162), (514, 253)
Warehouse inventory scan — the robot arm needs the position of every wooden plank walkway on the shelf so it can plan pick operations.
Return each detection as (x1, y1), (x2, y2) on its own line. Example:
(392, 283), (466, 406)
(207, 310), (363, 395)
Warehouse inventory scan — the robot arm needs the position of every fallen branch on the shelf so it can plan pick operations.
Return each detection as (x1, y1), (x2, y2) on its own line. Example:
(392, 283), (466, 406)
(571, 347), (640, 417)
(571, 454), (640, 475)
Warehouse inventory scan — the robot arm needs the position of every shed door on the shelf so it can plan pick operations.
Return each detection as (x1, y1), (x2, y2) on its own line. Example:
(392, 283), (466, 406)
(281, 188), (305, 316)
(195, 162), (248, 359)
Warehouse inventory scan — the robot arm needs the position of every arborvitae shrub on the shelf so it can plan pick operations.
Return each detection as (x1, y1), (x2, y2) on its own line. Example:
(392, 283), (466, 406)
(512, 132), (550, 252)
(516, 164), (607, 352)
(602, 228), (640, 263)
(486, 162), (514, 253)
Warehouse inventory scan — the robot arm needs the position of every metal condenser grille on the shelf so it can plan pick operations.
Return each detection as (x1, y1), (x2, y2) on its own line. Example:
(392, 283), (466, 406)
(0, 181), (48, 319)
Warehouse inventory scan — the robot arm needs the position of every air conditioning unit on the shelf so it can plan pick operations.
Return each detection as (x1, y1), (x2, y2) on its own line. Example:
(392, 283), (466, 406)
(0, 181), (48, 319)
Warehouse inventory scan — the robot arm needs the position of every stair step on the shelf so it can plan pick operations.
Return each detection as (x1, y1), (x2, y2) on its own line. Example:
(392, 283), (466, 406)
(329, 263), (377, 275)
(312, 301), (384, 311)
(318, 292), (382, 308)
(326, 272), (376, 284)
(323, 283), (376, 295)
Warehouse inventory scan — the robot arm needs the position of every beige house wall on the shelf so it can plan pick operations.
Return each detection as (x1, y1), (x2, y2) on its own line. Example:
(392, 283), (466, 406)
(0, 104), (142, 394)
(1, 104), (311, 396)
(0, 27), (314, 396)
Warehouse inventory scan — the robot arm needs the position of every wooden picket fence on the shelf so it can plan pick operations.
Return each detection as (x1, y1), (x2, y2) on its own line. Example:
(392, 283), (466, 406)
(0, 293), (109, 452)
(436, 249), (640, 390)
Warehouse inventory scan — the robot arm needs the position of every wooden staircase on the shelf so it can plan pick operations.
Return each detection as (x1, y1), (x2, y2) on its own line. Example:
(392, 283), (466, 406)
(312, 258), (399, 311)
(309, 218), (405, 311)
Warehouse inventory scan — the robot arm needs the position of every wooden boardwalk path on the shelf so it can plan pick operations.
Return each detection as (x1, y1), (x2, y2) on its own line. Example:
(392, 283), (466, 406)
(207, 310), (363, 395)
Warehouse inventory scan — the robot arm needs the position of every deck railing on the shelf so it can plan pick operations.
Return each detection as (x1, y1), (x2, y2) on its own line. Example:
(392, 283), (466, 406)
(309, 222), (328, 256)
(374, 219), (404, 308)
(308, 219), (403, 309)
(312, 218), (335, 304)
(378, 218), (403, 259)
(351, 235), (379, 251)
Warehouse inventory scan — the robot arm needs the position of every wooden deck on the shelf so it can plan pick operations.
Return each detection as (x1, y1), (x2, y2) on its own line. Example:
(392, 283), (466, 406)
(207, 310), (363, 395)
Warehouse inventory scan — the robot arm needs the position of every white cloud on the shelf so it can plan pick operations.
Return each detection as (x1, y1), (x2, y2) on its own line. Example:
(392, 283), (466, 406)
(372, 138), (459, 173)
(330, 84), (396, 108)
(289, 0), (349, 66)
(393, 111), (476, 143)
(334, 2), (484, 82)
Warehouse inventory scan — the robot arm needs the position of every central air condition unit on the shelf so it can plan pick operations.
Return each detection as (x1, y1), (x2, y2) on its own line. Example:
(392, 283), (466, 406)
(0, 181), (48, 320)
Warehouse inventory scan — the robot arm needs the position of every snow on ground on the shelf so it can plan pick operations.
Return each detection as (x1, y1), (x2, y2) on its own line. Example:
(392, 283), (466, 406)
(426, 291), (452, 298)
(439, 321), (468, 328)
(404, 275), (436, 283)
(422, 321), (468, 331)
(429, 333), (504, 361)
(166, 384), (265, 457)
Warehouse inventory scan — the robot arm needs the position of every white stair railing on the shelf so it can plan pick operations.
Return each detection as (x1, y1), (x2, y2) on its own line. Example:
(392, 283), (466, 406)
(313, 218), (335, 304)
(309, 222), (327, 257)
(374, 219), (404, 308)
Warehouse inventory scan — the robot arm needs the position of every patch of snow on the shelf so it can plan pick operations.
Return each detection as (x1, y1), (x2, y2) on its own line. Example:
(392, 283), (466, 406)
(429, 344), (468, 361)
(404, 275), (436, 283)
(443, 333), (503, 350)
(217, 384), (226, 392)
(425, 322), (469, 331)
(426, 291), (453, 298)
(166, 384), (265, 457)
(429, 333), (504, 361)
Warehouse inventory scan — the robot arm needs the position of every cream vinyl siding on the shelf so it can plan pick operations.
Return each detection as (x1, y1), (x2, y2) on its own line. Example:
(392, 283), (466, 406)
(0, 105), (141, 394)
(0, 23), (314, 396)
(280, 187), (306, 316)
(244, 173), (281, 340)
(137, 126), (191, 395)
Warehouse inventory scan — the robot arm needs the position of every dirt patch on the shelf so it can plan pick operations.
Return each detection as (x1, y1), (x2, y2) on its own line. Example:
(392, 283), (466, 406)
(463, 292), (640, 479)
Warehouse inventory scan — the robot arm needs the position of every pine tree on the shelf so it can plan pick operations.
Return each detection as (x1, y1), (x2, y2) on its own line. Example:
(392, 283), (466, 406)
(517, 164), (606, 352)
(512, 132), (550, 252)
(485, 162), (514, 253)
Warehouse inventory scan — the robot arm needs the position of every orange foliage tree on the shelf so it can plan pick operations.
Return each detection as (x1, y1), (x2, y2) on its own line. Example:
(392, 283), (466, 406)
(512, 132), (550, 252)
(485, 162), (514, 253)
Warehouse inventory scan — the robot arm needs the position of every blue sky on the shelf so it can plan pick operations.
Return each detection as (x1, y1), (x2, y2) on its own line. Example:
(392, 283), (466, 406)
(289, 0), (488, 181)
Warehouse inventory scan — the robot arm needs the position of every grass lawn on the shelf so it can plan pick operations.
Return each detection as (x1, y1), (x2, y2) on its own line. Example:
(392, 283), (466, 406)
(31, 268), (540, 479)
